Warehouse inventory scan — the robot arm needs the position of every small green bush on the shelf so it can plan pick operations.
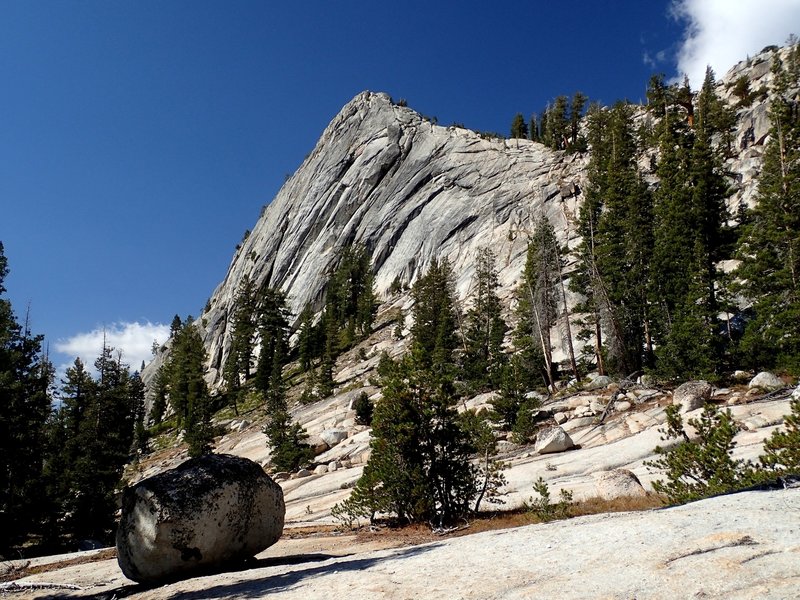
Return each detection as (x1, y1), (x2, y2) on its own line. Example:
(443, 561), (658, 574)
(646, 403), (760, 504)
(527, 477), (573, 521)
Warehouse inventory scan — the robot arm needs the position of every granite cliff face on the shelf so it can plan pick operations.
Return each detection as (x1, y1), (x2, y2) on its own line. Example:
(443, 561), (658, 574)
(181, 46), (785, 388)
(197, 91), (588, 385)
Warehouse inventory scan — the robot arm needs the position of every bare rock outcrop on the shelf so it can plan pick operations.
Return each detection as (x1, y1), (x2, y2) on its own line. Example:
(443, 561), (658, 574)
(116, 453), (284, 584)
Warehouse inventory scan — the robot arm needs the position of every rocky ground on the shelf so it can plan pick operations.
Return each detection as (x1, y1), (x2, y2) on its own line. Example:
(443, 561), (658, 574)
(8, 298), (799, 598)
(5, 369), (794, 599)
(129, 339), (798, 528)
(4, 486), (799, 599)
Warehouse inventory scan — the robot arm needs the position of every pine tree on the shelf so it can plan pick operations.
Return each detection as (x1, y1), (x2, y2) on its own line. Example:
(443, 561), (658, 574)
(544, 96), (569, 150)
(170, 314), (183, 338)
(646, 404), (758, 504)
(337, 260), (479, 526)
(51, 343), (141, 543)
(568, 91), (588, 151)
(489, 354), (541, 439)
(529, 113), (539, 142)
(130, 371), (147, 454)
(410, 258), (459, 372)
(223, 275), (258, 410)
(518, 216), (560, 390)
(168, 319), (214, 456)
(0, 243), (53, 550)
(302, 244), (376, 396)
(510, 113), (528, 139)
(759, 397), (800, 475)
(654, 68), (732, 379)
(736, 48), (800, 373)
(262, 346), (313, 472)
(574, 103), (653, 376)
(254, 287), (291, 396)
(462, 248), (508, 390)
(649, 77), (697, 340)
(296, 304), (316, 372)
(148, 364), (168, 425)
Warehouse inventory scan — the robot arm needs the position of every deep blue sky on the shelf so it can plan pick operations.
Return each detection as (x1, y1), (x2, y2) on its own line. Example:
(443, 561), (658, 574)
(1, 1), (795, 372)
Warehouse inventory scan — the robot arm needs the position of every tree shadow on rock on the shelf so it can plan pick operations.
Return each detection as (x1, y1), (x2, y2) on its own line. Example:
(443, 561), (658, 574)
(38, 544), (442, 600)
(173, 543), (441, 600)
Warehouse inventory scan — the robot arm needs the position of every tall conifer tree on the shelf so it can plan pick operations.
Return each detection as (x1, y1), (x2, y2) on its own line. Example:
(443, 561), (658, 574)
(736, 47), (800, 372)
(339, 259), (478, 525)
(462, 248), (507, 389)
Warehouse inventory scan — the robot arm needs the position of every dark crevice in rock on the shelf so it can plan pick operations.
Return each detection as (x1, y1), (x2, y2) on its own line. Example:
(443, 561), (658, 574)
(441, 214), (479, 246)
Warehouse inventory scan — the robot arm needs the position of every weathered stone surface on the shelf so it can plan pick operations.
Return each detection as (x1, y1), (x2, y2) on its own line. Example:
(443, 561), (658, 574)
(553, 411), (568, 425)
(743, 416), (768, 431)
(793, 384), (800, 401)
(591, 468), (647, 500)
(19, 488), (800, 599)
(748, 371), (785, 391)
(116, 453), (284, 584)
(496, 440), (520, 453)
(534, 426), (575, 454)
(589, 398), (606, 413)
(614, 400), (632, 412)
(306, 436), (329, 455)
(320, 428), (349, 447)
(561, 416), (596, 432)
(585, 375), (613, 390)
(673, 380), (712, 413)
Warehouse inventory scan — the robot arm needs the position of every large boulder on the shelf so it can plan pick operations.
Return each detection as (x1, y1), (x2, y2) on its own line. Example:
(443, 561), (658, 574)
(673, 380), (712, 413)
(748, 371), (785, 392)
(534, 427), (575, 454)
(116, 453), (284, 584)
(592, 469), (647, 501)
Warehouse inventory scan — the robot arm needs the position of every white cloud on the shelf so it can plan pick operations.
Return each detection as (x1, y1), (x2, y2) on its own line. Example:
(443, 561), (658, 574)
(55, 321), (170, 375)
(672, 0), (800, 87)
(643, 49), (668, 69)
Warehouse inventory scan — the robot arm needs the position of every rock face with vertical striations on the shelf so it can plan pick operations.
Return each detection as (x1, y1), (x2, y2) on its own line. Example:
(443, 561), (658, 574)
(189, 90), (590, 388)
(116, 453), (284, 584)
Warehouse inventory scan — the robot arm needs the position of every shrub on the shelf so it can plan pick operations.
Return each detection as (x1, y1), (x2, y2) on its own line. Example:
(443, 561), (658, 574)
(527, 477), (573, 522)
(353, 391), (374, 426)
(760, 397), (800, 476)
(646, 403), (759, 504)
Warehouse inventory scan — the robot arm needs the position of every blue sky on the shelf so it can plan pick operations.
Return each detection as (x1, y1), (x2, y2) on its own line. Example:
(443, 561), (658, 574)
(1, 0), (798, 376)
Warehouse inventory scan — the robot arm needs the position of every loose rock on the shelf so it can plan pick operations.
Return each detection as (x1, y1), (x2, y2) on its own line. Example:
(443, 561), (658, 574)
(592, 469), (647, 500)
(320, 429), (349, 447)
(748, 371), (784, 391)
(673, 380), (712, 413)
(116, 453), (284, 584)
(614, 401), (632, 412)
(534, 427), (575, 454)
